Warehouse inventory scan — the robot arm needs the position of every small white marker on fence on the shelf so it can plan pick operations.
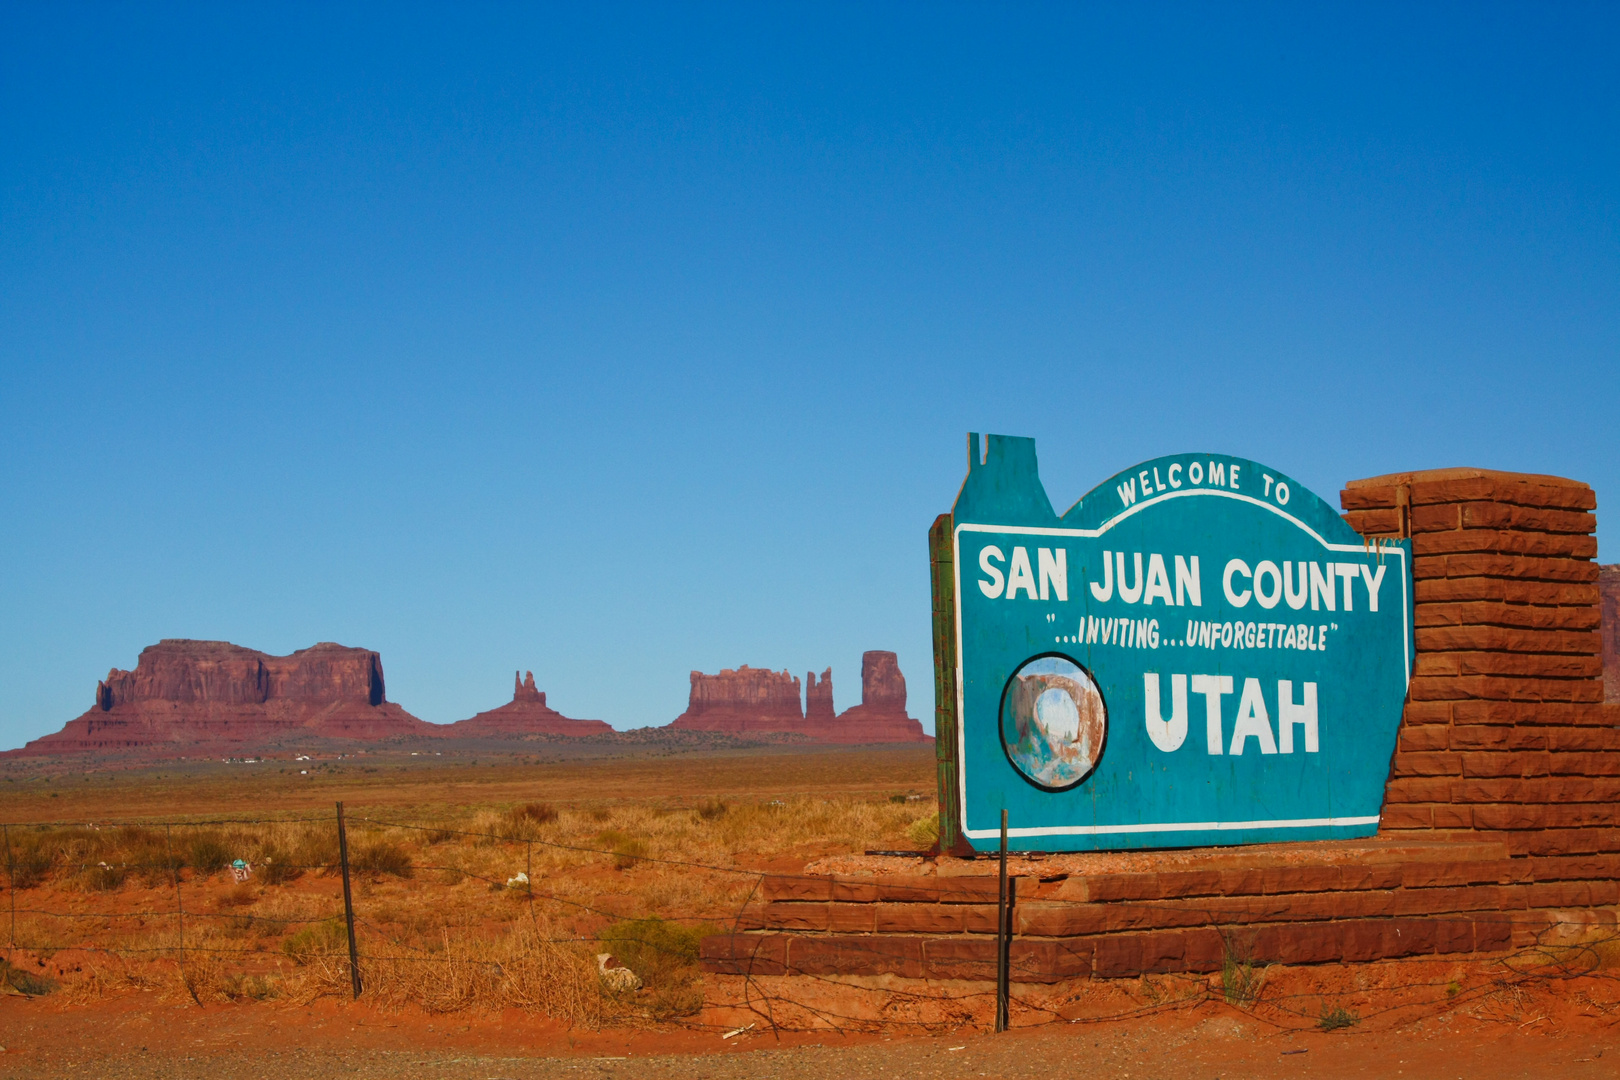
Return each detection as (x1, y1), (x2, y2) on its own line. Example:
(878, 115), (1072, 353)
(721, 1023), (755, 1040)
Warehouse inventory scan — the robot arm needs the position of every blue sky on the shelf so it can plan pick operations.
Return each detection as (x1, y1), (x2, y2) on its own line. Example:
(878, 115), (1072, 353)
(2, 3), (1615, 748)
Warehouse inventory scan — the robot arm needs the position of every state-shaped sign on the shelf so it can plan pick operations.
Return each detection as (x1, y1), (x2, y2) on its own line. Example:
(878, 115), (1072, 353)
(939, 434), (1411, 852)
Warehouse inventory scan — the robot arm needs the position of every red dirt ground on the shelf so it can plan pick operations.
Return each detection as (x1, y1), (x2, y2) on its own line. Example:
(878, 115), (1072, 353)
(3, 747), (1616, 1078)
(1, 976), (1617, 1079)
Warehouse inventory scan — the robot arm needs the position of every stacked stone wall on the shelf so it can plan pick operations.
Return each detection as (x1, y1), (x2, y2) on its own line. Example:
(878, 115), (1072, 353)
(1340, 468), (1617, 855)
(705, 839), (1554, 980)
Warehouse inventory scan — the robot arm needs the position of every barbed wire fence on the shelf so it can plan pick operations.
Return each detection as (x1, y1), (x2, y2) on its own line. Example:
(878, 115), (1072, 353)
(3, 805), (1619, 1038)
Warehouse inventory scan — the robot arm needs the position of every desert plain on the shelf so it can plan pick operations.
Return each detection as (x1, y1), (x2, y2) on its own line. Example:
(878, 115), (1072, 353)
(0, 740), (1615, 1079)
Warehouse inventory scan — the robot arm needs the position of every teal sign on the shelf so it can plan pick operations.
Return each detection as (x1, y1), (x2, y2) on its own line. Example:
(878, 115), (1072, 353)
(942, 435), (1411, 852)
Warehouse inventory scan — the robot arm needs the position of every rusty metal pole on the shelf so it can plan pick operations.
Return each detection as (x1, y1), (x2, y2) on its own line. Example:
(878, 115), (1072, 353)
(995, 808), (1009, 1032)
(336, 802), (362, 999)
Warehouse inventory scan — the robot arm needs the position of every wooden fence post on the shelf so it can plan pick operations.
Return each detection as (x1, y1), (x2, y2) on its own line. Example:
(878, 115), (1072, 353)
(930, 513), (966, 853)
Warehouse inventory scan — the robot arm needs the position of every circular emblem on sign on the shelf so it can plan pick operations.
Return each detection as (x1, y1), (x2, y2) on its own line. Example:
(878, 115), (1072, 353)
(999, 654), (1108, 791)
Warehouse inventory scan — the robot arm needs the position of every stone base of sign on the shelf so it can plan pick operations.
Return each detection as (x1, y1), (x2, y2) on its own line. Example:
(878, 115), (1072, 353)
(702, 465), (1617, 986)
(701, 836), (1619, 982)
(1342, 467), (1610, 850)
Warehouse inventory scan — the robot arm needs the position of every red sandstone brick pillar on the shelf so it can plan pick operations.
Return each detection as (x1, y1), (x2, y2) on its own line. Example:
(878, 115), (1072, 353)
(1341, 468), (1614, 855)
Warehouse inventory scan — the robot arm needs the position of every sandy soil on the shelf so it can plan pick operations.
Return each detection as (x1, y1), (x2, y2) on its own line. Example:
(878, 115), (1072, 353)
(1, 985), (1616, 1079)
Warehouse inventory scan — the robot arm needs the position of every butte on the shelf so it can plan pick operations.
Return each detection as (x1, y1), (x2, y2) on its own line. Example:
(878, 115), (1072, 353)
(8, 639), (435, 756)
(445, 671), (612, 736)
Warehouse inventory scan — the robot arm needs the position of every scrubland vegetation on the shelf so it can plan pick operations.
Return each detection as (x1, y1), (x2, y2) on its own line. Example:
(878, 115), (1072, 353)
(1, 790), (937, 1023)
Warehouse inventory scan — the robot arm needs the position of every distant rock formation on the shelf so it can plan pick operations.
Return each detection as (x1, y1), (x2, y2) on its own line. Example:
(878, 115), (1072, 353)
(10, 639), (435, 756)
(669, 666), (806, 733)
(828, 651), (929, 743)
(805, 668), (835, 722)
(445, 670), (613, 737)
(667, 655), (928, 743)
(865, 651), (907, 708)
(1603, 565), (1619, 702)
(9, 640), (933, 758)
(515, 670), (543, 704)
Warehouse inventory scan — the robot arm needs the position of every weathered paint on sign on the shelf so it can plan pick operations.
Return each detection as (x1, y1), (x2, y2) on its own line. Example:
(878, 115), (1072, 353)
(943, 434), (1411, 852)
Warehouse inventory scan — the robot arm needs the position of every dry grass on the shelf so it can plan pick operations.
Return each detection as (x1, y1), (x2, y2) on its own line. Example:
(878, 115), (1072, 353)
(598, 917), (718, 1019)
(3, 818), (342, 889)
(0, 786), (937, 1027)
(343, 922), (603, 1022)
(509, 801), (559, 826)
(906, 812), (940, 848)
(351, 840), (413, 879)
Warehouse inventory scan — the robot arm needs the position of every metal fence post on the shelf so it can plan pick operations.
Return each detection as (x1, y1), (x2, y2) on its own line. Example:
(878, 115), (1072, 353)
(164, 824), (201, 1005)
(3, 823), (15, 951)
(526, 840), (537, 927)
(163, 824), (184, 955)
(996, 808), (1010, 1032)
(336, 801), (362, 999)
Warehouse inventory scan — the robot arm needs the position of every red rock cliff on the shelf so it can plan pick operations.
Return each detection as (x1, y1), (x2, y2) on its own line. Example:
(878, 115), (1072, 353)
(445, 670), (613, 737)
(827, 651), (929, 744)
(669, 666), (806, 733)
(805, 668), (835, 721)
(667, 656), (929, 743)
(11, 639), (434, 756)
(862, 651), (907, 708)
(95, 639), (387, 709)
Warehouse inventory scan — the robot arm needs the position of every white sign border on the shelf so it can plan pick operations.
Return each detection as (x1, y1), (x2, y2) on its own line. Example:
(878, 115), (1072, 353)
(952, 486), (1411, 843)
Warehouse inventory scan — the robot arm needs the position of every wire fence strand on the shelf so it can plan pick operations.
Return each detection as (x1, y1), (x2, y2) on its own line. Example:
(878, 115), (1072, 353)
(2, 806), (1618, 1037)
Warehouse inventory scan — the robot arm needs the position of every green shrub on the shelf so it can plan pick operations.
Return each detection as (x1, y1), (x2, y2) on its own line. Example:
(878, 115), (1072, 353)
(1319, 1004), (1359, 1031)
(598, 917), (718, 1018)
(906, 813), (940, 848)
(281, 919), (348, 965)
